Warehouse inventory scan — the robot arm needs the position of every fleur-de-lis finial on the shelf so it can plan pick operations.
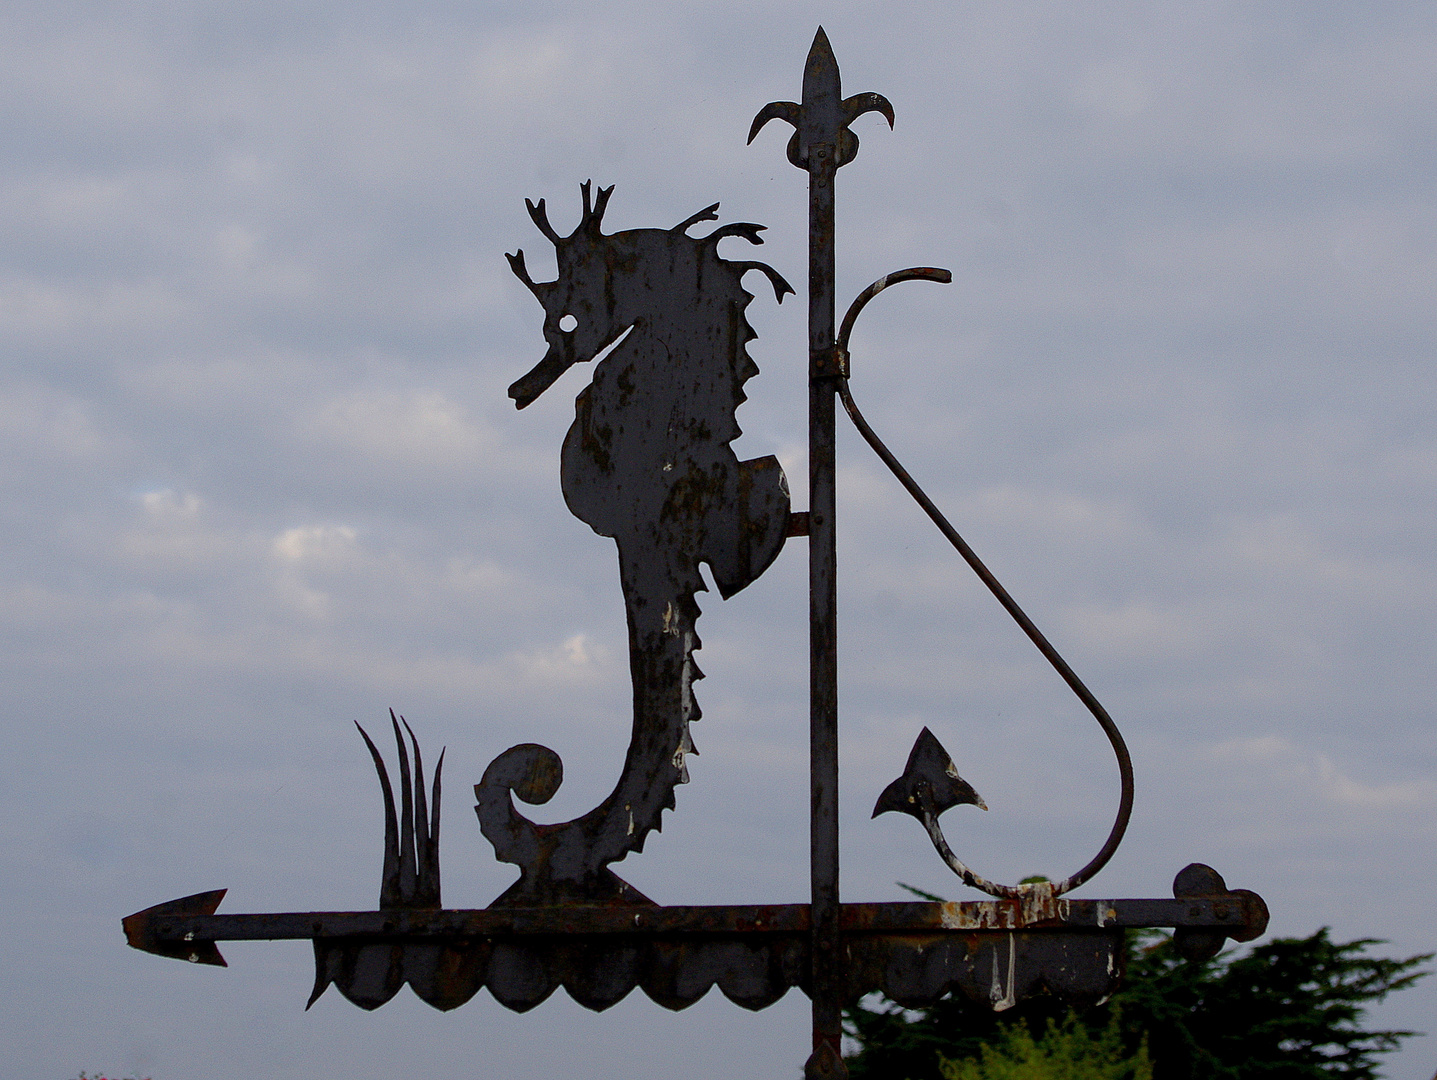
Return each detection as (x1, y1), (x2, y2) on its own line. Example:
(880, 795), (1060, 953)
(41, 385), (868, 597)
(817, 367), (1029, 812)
(748, 27), (894, 174)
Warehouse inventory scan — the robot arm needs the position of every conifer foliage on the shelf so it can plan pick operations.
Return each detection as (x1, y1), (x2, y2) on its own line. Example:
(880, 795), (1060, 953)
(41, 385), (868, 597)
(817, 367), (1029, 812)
(845, 929), (1430, 1080)
(940, 1012), (1152, 1080)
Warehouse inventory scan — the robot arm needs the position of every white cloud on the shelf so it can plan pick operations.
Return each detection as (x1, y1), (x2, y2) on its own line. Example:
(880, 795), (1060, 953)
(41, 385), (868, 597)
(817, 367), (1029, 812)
(211, 223), (318, 297)
(141, 488), (201, 518)
(308, 388), (492, 466)
(2, 4), (1436, 1078)
(510, 631), (605, 681)
(1221, 514), (1437, 608)
(0, 274), (189, 342)
(1057, 599), (1211, 662)
(465, 25), (596, 105)
(117, 489), (262, 571)
(271, 523), (360, 564)
(1210, 734), (1437, 814)
(444, 556), (510, 591)
(0, 387), (111, 463)
(966, 484), (1144, 544)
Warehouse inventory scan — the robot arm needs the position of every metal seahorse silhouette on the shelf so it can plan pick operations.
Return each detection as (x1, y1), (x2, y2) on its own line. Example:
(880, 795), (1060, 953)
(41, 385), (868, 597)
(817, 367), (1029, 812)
(121, 38), (1274, 1063)
(476, 182), (794, 905)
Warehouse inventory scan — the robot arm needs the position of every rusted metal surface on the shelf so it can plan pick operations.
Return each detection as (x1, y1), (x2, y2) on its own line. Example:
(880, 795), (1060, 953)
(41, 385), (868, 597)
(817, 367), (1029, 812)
(124, 885), (1270, 948)
(873, 725), (989, 820)
(750, 27), (894, 1077)
(121, 28), (1274, 1079)
(123, 864), (1268, 1013)
(479, 182), (793, 907)
(303, 928), (1120, 1015)
(123, 888), (228, 967)
(836, 267), (1136, 901)
(1171, 863), (1268, 961)
(357, 711), (443, 910)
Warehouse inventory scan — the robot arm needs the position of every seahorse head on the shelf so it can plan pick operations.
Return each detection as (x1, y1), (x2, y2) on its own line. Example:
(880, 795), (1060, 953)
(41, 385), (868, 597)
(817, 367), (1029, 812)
(506, 181), (641, 409)
(505, 182), (793, 412)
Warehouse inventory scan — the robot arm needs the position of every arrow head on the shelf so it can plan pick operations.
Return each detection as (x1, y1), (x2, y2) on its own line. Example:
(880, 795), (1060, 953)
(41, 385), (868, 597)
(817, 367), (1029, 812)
(123, 888), (228, 966)
(873, 727), (987, 821)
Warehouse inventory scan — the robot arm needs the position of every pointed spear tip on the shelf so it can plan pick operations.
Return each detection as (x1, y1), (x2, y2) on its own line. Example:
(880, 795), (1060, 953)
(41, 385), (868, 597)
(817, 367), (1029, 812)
(808, 25), (836, 63)
(803, 26), (842, 103)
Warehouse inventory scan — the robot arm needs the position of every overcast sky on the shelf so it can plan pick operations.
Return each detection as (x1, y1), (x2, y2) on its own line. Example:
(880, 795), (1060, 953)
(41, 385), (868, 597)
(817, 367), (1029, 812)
(2, 2), (1434, 1078)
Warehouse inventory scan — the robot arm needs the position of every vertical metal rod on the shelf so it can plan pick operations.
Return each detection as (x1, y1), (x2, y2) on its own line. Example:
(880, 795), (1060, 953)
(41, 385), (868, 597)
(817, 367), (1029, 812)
(751, 29), (893, 1076)
(808, 139), (842, 1074)
(796, 32), (847, 1078)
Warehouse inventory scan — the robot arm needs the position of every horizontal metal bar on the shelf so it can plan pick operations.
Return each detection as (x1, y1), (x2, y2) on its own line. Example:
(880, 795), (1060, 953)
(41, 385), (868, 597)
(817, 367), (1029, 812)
(128, 893), (1265, 950)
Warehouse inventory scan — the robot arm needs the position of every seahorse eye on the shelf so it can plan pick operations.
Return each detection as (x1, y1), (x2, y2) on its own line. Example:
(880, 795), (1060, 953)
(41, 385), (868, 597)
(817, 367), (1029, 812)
(559, 314), (578, 333)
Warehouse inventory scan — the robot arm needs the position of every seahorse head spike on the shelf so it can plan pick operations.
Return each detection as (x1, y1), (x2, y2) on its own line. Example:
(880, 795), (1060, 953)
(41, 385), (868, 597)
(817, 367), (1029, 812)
(525, 197), (561, 244)
(505, 249), (549, 301)
(578, 180), (615, 235)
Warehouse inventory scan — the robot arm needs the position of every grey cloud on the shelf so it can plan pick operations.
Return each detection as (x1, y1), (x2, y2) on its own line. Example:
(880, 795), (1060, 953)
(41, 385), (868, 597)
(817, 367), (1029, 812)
(2, 4), (1435, 1078)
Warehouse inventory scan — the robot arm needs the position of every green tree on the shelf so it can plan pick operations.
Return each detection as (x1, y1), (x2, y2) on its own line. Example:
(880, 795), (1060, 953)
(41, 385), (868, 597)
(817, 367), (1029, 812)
(941, 1013), (1152, 1080)
(845, 929), (1430, 1080)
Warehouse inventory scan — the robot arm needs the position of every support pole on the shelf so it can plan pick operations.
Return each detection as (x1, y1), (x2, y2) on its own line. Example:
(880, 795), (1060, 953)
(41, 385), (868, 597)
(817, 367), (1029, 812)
(807, 129), (843, 1080)
(750, 28), (895, 1078)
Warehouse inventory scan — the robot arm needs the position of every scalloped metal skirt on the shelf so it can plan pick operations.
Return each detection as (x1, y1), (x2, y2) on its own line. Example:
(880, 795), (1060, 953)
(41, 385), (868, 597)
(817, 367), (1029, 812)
(310, 929), (1122, 1014)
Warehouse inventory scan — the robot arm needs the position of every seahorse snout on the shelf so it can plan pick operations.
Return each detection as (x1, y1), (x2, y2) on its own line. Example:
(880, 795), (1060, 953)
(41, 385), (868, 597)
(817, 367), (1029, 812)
(509, 343), (577, 409)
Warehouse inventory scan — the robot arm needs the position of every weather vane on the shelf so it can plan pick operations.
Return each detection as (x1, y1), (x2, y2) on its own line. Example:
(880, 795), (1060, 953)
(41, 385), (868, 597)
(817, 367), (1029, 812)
(124, 29), (1268, 1080)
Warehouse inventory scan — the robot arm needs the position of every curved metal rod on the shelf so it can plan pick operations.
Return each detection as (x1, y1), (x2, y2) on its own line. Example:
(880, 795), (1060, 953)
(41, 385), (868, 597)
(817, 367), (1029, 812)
(837, 269), (1133, 899)
(836, 267), (954, 356)
(922, 798), (1042, 901)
